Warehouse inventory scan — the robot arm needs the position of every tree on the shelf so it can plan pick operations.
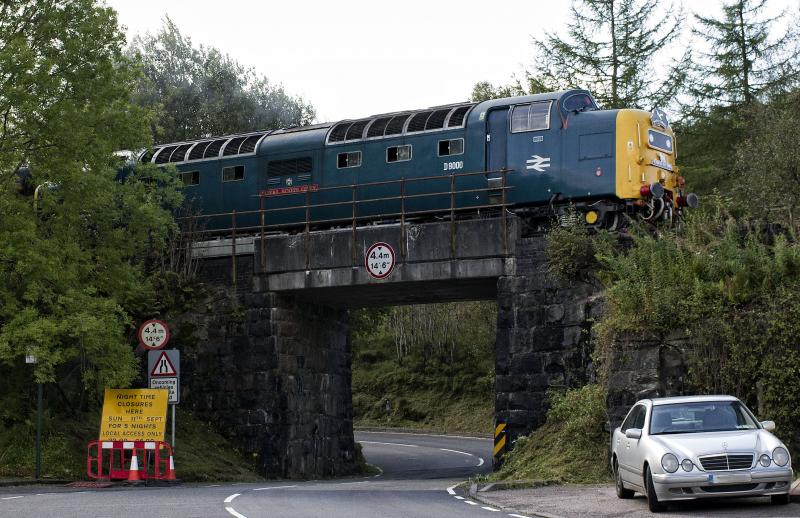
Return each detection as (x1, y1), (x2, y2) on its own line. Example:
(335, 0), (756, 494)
(128, 17), (316, 143)
(691, 0), (798, 110)
(0, 1), (180, 412)
(677, 1), (799, 196)
(470, 73), (557, 102)
(532, 0), (688, 109)
(734, 89), (800, 223)
(0, 1), (151, 179)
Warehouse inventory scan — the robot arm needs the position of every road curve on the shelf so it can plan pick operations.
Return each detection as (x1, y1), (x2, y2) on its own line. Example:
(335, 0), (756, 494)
(0, 431), (505, 518)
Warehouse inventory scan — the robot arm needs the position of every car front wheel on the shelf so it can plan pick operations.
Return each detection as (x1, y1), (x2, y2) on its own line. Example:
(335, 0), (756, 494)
(645, 466), (667, 512)
(614, 460), (634, 499)
(771, 493), (790, 505)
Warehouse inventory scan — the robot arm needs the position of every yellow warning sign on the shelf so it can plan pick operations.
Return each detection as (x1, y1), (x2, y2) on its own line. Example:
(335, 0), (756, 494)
(99, 389), (168, 442)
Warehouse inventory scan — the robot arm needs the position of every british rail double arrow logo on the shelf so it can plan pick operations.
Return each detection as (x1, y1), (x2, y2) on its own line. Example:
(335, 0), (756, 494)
(525, 155), (551, 172)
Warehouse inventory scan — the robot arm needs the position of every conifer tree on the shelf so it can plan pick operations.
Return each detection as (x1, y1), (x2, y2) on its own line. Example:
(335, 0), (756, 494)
(692, 0), (798, 109)
(533, 0), (688, 109)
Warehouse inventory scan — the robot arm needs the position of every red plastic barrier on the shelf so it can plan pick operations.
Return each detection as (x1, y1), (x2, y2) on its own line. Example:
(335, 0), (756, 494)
(87, 440), (173, 481)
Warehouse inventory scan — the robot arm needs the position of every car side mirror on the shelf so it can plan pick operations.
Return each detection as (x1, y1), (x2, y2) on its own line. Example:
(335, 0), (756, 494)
(760, 420), (776, 432)
(625, 428), (642, 439)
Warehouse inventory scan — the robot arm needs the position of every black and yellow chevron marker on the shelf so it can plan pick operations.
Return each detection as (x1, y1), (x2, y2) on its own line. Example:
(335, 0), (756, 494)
(493, 421), (507, 467)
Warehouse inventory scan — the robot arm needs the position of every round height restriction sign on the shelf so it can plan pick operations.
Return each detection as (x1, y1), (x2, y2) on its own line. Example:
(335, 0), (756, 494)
(365, 242), (396, 279)
(138, 319), (170, 350)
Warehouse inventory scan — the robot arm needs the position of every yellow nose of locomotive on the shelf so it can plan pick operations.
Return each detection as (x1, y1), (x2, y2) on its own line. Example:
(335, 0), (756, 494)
(615, 109), (696, 216)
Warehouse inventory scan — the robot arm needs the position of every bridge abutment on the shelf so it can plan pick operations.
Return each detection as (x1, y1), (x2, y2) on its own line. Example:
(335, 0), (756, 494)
(495, 234), (601, 445)
(181, 264), (357, 478)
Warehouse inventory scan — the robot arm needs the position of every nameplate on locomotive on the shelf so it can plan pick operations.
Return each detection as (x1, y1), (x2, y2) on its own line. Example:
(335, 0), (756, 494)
(260, 184), (320, 197)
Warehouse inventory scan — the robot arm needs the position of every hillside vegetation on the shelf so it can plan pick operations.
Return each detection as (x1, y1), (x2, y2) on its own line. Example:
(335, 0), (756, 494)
(351, 303), (496, 434)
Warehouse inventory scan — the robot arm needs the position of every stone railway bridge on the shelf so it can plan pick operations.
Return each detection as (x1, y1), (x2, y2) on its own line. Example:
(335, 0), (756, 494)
(178, 214), (685, 478)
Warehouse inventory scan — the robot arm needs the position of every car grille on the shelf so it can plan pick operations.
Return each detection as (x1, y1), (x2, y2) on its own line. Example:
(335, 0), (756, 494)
(699, 453), (754, 471)
(700, 483), (759, 493)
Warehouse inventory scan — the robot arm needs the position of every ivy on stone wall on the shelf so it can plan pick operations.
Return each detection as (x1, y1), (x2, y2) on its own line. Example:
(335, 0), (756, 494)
(592, 197), (800, 458)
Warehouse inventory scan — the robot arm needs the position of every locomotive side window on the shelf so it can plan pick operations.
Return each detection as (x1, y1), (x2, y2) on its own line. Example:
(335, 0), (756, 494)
(337, 151), (362, 169)
(222, 165), (245, 182)
(438, 138), (464, 157)
(510, 101), (552, 133)
(179, 170), (200, 186)
(387, 145), (412, 163)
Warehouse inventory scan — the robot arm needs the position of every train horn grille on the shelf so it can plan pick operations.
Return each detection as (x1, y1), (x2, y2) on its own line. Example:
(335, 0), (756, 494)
(699, 453), (754, 471)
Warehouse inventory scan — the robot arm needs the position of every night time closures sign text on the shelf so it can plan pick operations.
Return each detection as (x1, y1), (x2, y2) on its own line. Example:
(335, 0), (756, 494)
(99, 389), (168, 442)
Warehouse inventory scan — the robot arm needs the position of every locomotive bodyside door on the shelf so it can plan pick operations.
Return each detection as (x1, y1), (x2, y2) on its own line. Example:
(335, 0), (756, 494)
(486, 108), (508, 172)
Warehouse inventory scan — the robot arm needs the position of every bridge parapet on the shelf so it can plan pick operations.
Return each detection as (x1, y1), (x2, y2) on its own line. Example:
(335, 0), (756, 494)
(257, 216), (515, 306)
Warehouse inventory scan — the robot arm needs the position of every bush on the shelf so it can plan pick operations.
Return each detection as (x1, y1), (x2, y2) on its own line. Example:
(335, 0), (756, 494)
(594, 197), (800, 460)
(491, 385), (610, 484)
(546, 215), (613, 281)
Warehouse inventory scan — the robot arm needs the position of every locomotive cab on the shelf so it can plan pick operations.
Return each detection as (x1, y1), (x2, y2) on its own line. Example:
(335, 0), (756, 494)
(615, 108), (696, 223)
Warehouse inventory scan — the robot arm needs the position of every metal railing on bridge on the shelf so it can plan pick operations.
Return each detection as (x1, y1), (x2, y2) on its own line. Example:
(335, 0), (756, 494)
(179, 168), (515, 283)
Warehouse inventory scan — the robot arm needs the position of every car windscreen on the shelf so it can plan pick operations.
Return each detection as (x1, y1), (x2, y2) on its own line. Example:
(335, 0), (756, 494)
(650, 401), (759, 435)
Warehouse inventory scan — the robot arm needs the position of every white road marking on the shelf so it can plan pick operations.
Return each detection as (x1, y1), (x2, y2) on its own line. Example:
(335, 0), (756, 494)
(223, 493), (240, 503)
(477, 457), (485, 467)
(203, 484), (221, 488)
(482, 506), (500, 512)
(359, 441), (418, 448)
(225, 507), (247, 518)
(454, 496), (465, 500)
(446, 484), (457, 495)
(372, 466), (384, 478)
(464, 500), (478, 505)
(439, 448), (474, 456)
(357, 430), (490, 441)
(1, 496), (23, 500)
(509, 514), (532, 518)
(253, 485), (298, 491)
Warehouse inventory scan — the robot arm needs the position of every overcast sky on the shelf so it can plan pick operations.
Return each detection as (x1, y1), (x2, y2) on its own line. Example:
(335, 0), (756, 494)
(106, 0), (799, 123)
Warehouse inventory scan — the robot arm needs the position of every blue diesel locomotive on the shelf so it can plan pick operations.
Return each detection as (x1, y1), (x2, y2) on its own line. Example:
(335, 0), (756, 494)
(138, 89), (696, 230)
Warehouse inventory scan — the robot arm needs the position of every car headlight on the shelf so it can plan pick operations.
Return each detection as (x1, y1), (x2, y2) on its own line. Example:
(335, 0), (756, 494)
(773, 447), (790, 467)
(661, 453), (679, 473)
(681, 459), (693, 472)
(759, 454), (771, 467)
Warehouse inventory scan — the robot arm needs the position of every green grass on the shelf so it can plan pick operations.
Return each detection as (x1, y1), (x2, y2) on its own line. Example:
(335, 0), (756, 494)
(0, 407), (260, 482)
(352, 353), (494, 435)
(488, 385), (612, 484)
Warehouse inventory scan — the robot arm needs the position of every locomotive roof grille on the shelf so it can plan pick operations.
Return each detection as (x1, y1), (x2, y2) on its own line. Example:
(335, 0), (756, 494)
(424, 109), (450, 130)
(328, 122), (351, 143)
(154, 145), (178, 164)
(345, 120), (370, 140)
(222, 136), (248, 156)
(238, 134), (262, 154)
(187, 141), (211, 160)
(139, 132), (268, 165)
(447, 106), (471, 127)
(385, 114), (410, 136)
(366, 117), (392, 138)
(139, 148), (158, 163)
(202, 139), (227, 159)
(406, 111), (432, 133)
(169, 143), (192, 162)
(325, 103), (475, 145)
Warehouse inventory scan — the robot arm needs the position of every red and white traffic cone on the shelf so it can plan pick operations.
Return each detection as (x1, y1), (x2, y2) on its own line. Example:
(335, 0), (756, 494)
(126, 451), (143, 484)
(166, 452), (176, 481)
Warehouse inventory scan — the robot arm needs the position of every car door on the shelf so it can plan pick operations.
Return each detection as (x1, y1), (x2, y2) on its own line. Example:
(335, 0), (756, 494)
(627, 405), (649, 485)
(617, 405), (645, 484)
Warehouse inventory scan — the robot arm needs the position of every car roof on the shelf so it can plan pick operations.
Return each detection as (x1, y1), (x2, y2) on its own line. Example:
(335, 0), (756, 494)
(643, 395), (740, 406)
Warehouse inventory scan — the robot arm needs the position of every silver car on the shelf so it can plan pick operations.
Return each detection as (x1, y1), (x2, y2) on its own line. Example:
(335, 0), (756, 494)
(611, 395), (792, 512)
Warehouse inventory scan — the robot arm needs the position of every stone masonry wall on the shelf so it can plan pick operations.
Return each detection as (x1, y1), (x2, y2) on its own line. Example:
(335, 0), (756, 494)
(495, 234), (604, 446)
(605, 334), (692, 426)
(180, 260), (357, 479)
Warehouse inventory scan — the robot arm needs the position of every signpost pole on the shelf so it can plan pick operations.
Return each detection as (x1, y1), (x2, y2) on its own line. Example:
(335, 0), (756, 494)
(35, 382), (42, 479)
(172, 405), (176, 448)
